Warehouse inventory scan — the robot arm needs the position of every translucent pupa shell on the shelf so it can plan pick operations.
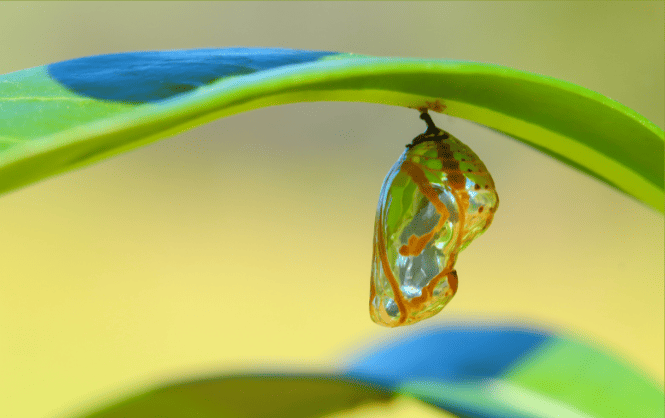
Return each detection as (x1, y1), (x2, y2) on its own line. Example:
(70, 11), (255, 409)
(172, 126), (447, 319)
(370, 113), (499, 327)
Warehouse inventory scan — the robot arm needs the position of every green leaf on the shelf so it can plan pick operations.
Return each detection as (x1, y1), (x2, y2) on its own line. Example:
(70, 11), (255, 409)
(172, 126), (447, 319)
(75, 374), (394, 418)
(346, 325), (665, 418)
(0, 48), (662, 211)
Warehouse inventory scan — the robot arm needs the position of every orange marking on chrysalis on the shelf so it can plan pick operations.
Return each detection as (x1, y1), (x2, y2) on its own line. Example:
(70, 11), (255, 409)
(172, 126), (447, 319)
(375, 210), (408, 324)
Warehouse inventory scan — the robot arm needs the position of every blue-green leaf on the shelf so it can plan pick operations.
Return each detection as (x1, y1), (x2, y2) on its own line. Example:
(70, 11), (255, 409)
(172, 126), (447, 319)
(345, 324), (664, 418)
(0, 48), (662, 211)
(70, 325), (664, 418)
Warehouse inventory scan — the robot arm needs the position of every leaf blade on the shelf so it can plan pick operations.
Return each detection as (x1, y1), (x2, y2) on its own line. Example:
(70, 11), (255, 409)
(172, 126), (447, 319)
(0, 49), (662, 211)
(345, 324), (665, 418)
(75, 374), (394, 418)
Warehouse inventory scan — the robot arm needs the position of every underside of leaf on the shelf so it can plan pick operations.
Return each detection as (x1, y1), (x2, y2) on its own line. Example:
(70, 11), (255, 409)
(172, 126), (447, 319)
(0, 48), (662, 211)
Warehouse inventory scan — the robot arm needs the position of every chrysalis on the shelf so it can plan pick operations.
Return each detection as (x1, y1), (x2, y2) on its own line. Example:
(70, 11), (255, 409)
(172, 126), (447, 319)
(370, 112), (499, 327)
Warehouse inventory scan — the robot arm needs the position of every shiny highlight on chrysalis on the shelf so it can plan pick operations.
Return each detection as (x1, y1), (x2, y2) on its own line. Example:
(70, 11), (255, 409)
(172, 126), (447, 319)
(369, 112), (499, 327)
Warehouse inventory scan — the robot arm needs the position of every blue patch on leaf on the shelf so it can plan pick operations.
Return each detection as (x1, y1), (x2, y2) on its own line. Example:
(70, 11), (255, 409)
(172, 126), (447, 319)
(47, 48), (338, 104)
(344, 325), (551, 389)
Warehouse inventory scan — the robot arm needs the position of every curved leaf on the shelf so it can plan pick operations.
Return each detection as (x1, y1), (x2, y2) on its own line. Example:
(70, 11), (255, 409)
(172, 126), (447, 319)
(70, 373), (409, 418)
(0, 48), (662, 211)
(345, 324), (665, 418)
(70, 324), (663, 418)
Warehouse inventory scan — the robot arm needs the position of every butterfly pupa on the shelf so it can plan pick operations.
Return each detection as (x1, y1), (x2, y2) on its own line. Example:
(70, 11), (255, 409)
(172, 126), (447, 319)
(370, 112), (499, 327)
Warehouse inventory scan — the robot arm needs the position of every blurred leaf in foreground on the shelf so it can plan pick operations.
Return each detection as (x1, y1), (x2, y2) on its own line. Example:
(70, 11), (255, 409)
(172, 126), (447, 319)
(78, 374), (395, 418)
(73, 323), (663, 418)
(345, 323), (665, 418)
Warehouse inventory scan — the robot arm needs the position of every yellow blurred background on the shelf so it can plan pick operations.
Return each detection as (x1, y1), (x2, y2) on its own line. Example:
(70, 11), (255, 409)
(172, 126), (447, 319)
(0, 2), (662, 417)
